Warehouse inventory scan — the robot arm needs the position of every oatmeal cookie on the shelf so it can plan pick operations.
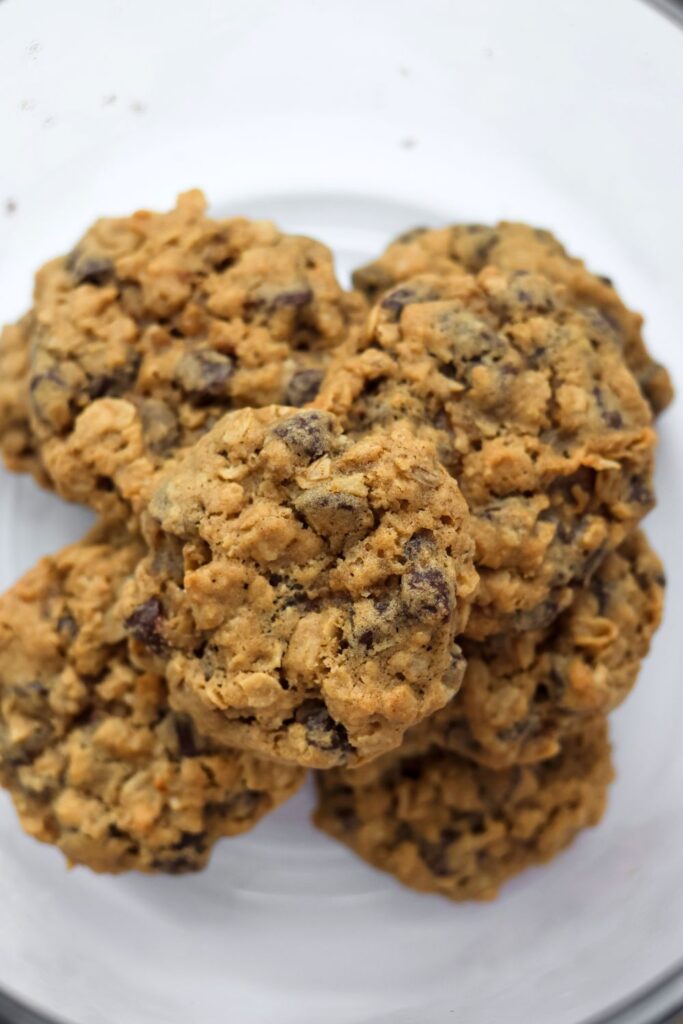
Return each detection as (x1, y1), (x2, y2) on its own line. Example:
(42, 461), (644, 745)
(317, 268), (656, 639)
(353, 221), (672, 413)
(412, 531), (663, 769)
(0, 526), (304, 874)
(315, 719), (612, 901)
(119, 406), (478, 769)
(19, 190), (365, 515)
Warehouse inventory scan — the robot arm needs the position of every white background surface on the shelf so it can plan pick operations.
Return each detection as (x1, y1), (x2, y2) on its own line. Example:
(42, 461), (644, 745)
(0, 1), (682, 1022)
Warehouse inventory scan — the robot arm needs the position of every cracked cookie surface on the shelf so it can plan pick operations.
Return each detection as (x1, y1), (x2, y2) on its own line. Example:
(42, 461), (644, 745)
(411, 530), (663, 769)
(353, 221), (673, 414)
(14, 190), (365, 515)
(317, 268), (656, 639)
(120, 406), (478, 769)
(0, 526), (304, 874)
(315, 719), (612, 901)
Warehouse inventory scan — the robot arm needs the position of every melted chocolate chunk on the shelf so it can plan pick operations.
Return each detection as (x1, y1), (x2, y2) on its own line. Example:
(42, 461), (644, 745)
(124, 598), (166, 654)
(271, 410), (334, 463)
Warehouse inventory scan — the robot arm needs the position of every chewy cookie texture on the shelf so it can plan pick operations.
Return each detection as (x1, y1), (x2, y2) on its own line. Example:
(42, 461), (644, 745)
(317, 267), (657, 640)
(1, 189), (365, 516)
(315, 719), (613, 902)
(0, 526), (304, 874)
(353, 221), (673, 415)
(412, 530), (664, 769)
(0, 195), (669, 893)
(120, 406), (478, 769)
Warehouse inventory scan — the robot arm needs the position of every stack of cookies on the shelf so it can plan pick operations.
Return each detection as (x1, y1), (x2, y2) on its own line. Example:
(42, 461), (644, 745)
(0, 193), (668, 898)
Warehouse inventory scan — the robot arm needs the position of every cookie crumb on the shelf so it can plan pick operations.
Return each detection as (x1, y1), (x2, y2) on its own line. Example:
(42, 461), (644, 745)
(5, 199), (17, 216)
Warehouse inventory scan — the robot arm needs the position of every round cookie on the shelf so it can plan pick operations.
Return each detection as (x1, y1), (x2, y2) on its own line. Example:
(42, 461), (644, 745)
(21, 190), (365, 515)
(316, 268), (656, 639)
(353, 221), (673, 414)
(120, 406), (478, 769)
(314, 719), (612, 902)
(411, 530), (663, 769)
(0, 526), (304, 874)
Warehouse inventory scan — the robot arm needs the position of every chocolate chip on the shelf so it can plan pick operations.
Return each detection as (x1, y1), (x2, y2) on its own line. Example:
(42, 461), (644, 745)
(592, 385), (624, 429)
(351, 263), (394, 300)
(628, 477), (654, 508)
(293, 699), (354, 756)
(153, 856), (199, 874)
(269, 287), (314, 310)
(381, 286), (419, 318)
(283, 368), (324, 406)
(418, 836), (455, 878)
(66, 252), (114, 285)
(404, 530), (436, 560)
(86, 356), (140, 400)
(549, 467), (596, 504)
(598, 275), (614, 287)
(590, 576), (610, 615)
(124, 598), (166, 654)
(333, 805), (359, 832)
(401, 568), (451, 621)
(472, 233), (499, 268)
(508, 596), (560, 633)
(56, 613), (78, 639)
(293, 487), (373, 543)
(175, 350), (234, 402)
(171, 713), (199, 757)
(357, 629), (374, 649)
(213, 789), (261, 820)
(171, 831), (207, 852)
(271, 410), (334, 463)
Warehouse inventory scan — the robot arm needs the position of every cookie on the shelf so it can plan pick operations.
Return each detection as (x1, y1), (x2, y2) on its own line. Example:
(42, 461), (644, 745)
(0, 526), (304, 874)
(314, 719), (612, 901)
(0, 316), (48, 486)
(17, 190), (365, 516)
(353, 221), (673, 414)
(119, 406), (478, 769)
(411, 531), (663, 769)
(316, 268), (656, 639)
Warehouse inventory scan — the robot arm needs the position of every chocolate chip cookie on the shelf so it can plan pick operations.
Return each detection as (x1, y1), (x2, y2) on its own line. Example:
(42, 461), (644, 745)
(317, 268), (656, 639)
(353, 221), (673, 414)
(120, 406), (478, 768)
(315, 719), (612, 901)
(17, 190), (365, 516)
(411, 530), (663, 769)
(0, 525), (304, 873)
